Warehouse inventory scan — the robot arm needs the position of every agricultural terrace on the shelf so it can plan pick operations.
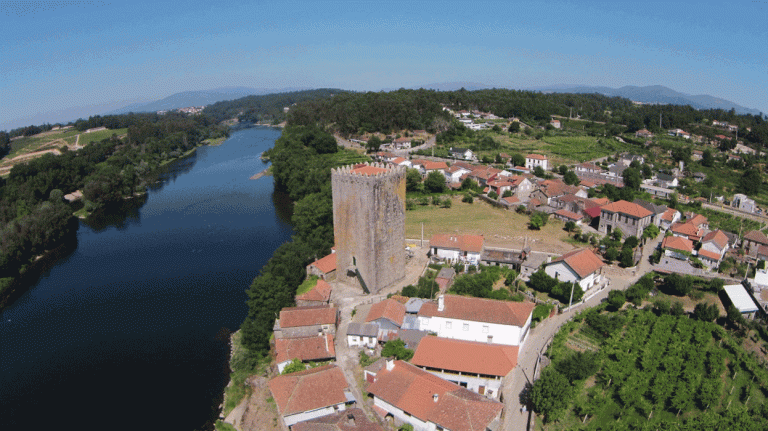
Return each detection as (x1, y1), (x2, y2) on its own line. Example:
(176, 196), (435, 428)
(1, 127), (128, 176)
(405, 197), (578, 254)
(534, 307), (768, 430)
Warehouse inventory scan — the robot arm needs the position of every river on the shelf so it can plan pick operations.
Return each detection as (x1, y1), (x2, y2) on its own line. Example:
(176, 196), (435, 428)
(0, 127), (292, 430)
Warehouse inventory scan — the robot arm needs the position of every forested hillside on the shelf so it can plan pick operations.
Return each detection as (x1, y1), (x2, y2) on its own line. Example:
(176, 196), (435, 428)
(0, 112), (228, 302)
(202, 89), (346, 124)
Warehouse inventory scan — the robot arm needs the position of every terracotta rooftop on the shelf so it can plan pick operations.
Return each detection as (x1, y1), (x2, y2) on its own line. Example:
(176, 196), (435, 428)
(275, 334), (336, 364)
(662, 235), (694, 254)
(367, 360), (502, 431)
(429, 234), (484, 253)
(671, 222), (701, 239)
(555, 209), (583, 221)
(418, 295), (535, 327)
(549, 248), (605, 278)
(351, 165), (388, 176)
(702, 230), (729, 250)
(412, 336), (518, 377)
(698, 249), (722, 261)
(279, 305), (337, 328)
(297, 278), (333, 302)
(503, 196), (520, 204)
(423, 161), (448, 171)
(661, 208), (679, 222)
(365, 299), (406, 327)
(600, 200), (653, 218)
(526, 153), (547, 160)
(687, 214), (708, 227)
(310, 253), (337, 274)
(591, 197), (610, 205)
(744, 230), (768, 245)
(291, 408), (385, 431)
(268, 364), (349, 416)
(390, 157), (407, 164)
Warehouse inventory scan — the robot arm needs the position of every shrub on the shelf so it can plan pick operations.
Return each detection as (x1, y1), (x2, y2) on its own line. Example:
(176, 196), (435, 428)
(462, 193), (474, 203)
(441, 197), (452, 208)
(605, 247), (619, 262)
(488, 191), (499, 200)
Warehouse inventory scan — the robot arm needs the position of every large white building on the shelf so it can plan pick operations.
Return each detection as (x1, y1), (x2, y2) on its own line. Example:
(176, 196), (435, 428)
(525, 153), (548, 171)
(544, 248), (606, 291)
(417, 294), (535, 347)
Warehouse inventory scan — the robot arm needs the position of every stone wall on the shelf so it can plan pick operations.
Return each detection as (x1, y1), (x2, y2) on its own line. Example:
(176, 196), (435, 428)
(332, 163), (406, 293)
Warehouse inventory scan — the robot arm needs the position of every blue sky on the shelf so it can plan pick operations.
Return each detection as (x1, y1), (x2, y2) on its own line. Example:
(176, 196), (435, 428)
(1, 0), (766, 130)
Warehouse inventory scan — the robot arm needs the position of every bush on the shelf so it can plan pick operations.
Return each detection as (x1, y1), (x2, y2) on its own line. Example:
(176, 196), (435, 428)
(462, 193), (474, 203)
(555, 351), (600, 382)
(488, 191), (499, 200)
(381, 340), (414, 361)
(441, 197), (452, 208)
(607, 290), (626, 309)
(624, 236), (639, 249)
(605, 247), (619, 262)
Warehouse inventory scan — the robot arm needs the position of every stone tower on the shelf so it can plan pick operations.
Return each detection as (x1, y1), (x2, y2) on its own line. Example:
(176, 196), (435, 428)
(331, 162), (406, 293)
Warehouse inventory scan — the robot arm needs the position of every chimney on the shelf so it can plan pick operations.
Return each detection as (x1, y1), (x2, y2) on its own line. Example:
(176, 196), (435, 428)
(346, 414), (355, 426)
(386, 358), (395, 371)
(438, 295), (445, 312)
(433, 393), (439, 403)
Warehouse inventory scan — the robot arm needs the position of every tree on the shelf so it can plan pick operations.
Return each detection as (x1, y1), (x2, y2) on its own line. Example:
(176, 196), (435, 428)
(622, 167), (642, 190)
(381, 339), (414, 361)
(623, 236), (639, 249)
(607, 290), (626, 309)
(739, 169), (761, 195)
(563, 170), (579, 185)
(555, 351), (600, 382)
(559, 165), (568, 175)
(405, 168), (422, 192)
(488, 191), (499, 199)
(508, 122), (521, 133)
(671, 301), (685, 316)
(642, 224), (660, 241)
(693, 303), (719, 322)
(667, 273), (694, 296)
(702, 149), (714, 167)
(530, 368), (572, 423)
(460, 177), (479, 191)
(281, 358), (306, 374)
(424, 171), (446, 193)
(620, 246), (634, 267)
(564, 221), (577, 232)
(605, 247), (619, 262)
(366, 135), (382, 153)
(510, 153), (525, 167)
(529, 213), (544, 230)
(533, 165), (545, 178)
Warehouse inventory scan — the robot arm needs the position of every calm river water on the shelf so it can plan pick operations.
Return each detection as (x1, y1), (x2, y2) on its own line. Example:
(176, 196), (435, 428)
(0, 127), (292, 430)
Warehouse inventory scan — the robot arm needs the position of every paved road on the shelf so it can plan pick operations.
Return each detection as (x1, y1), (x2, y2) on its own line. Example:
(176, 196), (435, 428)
(702, 202), (768, 225)
(499, 234), (663, 430)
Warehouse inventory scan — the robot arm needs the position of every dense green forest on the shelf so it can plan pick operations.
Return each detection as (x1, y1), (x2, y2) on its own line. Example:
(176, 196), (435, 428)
(0, 112), (228, 300)
(202, 89), (345, 124)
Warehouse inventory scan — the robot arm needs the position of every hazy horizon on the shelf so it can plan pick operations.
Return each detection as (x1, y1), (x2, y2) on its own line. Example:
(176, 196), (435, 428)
(2, 0), (766, 130)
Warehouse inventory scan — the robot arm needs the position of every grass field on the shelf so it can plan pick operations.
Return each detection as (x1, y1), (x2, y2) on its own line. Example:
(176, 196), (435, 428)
(405, 197), (579, 254)
(77, 128), (127, 146)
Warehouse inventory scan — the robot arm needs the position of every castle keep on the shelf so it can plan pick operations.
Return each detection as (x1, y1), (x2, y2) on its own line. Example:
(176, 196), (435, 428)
(331, 162), (406, 293)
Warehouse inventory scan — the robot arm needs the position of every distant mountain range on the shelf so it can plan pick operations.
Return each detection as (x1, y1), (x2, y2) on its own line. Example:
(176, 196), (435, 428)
(402, 82), (759, 116)
(102, 83), (760, 118)
(105, 86), (312, 115)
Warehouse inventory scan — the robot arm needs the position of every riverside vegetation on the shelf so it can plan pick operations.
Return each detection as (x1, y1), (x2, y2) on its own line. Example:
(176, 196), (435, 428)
(0, 112), (228, 307)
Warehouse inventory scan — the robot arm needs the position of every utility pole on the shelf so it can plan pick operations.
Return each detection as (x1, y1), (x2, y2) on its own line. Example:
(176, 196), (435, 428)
(659, 112), (662, 129)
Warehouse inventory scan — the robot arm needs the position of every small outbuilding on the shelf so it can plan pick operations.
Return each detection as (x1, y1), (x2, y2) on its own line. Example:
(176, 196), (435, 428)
(723, 284), (760, 319)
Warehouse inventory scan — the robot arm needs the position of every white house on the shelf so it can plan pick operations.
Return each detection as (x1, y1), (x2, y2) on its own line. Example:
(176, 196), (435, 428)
(417, 294), (535, 347)
(346, 322), (378, 348)
(659, 208), (681, 231)
(698, 230), (729, 267)
(367, 359), (503, 431)
(544, 248), (606, 291)
(268, 364), (356, 427)
(525, 153), (548, 171)
(450, 147), (474, 160)
(444, 165), (472, 183)
(429, 234), (484, 265)
(732, 193), (756, 213)
(411, 336), (517, 399)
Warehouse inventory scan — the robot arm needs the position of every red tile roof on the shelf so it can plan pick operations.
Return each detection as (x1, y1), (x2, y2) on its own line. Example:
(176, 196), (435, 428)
(744, 230), (768, 245)
(367, 360), (502, 431)
(310, 253), (337, 274)
(391, 157), (408, 164)
(268, 364), (349, 416)
(418, 295), (535, 327)
(698, 249), (722, 261)
(424, 161), (449, 171)
(687, 214), (708, 227)
(296, 278), (333, 302)
(600, 200), (653, 218)
(661, 208), (679, 222)
(550, 248), (605, 278)
(429, 234), (484, 253)
(555, 209), (583, 221)
(279, 305), (337, 328)
(671, 222), (701, 240)
(412, 336), (518, 377)
(662, 236), (694, 254)
(366, 299), (406, 327)
(503, 196), (520, 204)
(590, 197), (610, 206)
(275, 334), (336, 364)
(526, 154), (547, 160)
(352, 165), (388, 176)
(701, 230), (728, 250)
(585, 206), (602, 218)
